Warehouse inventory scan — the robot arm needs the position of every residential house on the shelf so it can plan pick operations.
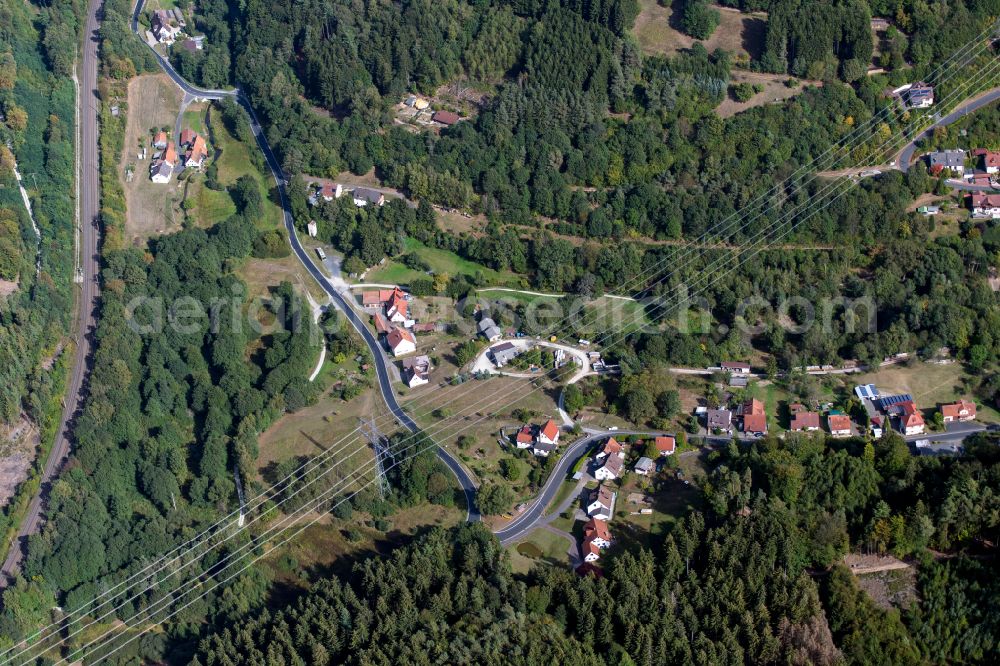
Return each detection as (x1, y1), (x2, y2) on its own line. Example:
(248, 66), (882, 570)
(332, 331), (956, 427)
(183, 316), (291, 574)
(386, 326), (416, 357)
(433, 110), (460, 126)
(583, 518), (612, 548)
(827, 414), (852, 437)
(150, 160), (173, 184)
(654, 435), (676, 456)
(970, 193), (1000, 218)
(721, 361), (751, 374)
(372, 313), (390, 335)
(153, 131), (168, 150)
(595, 437), (622, 461)
(634, 456), (655, 476)
(926, 149), (965, 175)
(151, 9), (181, 44)
(941, 399), (976, 423)
(740, 398), (768, 436)
(386, 292), (408, 324)
(895, 400), (925, 436)
(150, 143), (177, 184)
(183, 134), (208, 169)
(352, 188), (385, 207)
(514, 426), (534, 449)
(582, 540), (601, 563)
(789, 404), (821, 432)
(401, 355), (431, 388)
(905, 83), (934, 108)
(586, 485), (616, 521)
(538, 419), (560, 446)
(489, 341), (521, 367)
(979, 150), (1000, 174)
(533, 441), (558, 457)
(477, 317), (502, 342)
(706, 408), (733, 432)
(594, 451), (624, 481)
(917, 205), (940, 216)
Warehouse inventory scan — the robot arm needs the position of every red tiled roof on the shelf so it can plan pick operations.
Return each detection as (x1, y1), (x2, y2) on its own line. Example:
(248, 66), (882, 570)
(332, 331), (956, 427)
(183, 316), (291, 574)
(362, 291), (383, 305)
(827, 414), (852, 432)
(432, 110), (460, 125)
(515, 426), (534, 444)
(971, 193), (1000, 208)
(941, 399), (975, 420)
(601, 437), (622, 455)
(583, 518), (611, 541)
(744, 398), (765, 415)
(163, 143), (177, 165)
(743, 413), (767, 433)
(790, 411), (820, 430)
(899, 401), (924, 427)
(540, 419), (559, 441)
(153, 131), (167, 145)
(373, 313), (390, 334)
(387, 327), (415, 350)
(388, 295), (408, 318)
(655, 436), (676, 454)
(583, 540), (601, 557)
(180, 128), (196, 146)
(985, 151), (1000, 168)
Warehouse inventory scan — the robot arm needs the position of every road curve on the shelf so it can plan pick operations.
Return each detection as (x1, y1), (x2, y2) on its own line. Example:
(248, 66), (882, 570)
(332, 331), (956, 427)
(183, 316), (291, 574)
(130, 0), (479, 521)
(0, 0), (103, 586)
(897, 87), (1000, 173)
(495, 430), (668, 545)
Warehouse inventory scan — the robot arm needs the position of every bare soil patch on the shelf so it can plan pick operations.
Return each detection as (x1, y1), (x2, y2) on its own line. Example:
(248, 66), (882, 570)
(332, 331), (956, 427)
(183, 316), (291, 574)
(120, 73), (184, 246)
(0, 415), (38, 508)
(716, 71), (821, 118)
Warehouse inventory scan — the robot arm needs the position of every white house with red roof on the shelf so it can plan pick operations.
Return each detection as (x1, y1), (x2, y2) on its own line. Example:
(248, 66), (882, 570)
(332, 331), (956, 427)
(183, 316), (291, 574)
(538, 419), (560, 446)
(583, 518), (612, 549)
(386, 327), (416, 357)
(896, 401), (925, 436)
(655, 436), (676, 456)
(827, 413), (852, 438)
(595, 437), (622, 461)
(514, 426), (534, 449)
(940, 399), (976, 423)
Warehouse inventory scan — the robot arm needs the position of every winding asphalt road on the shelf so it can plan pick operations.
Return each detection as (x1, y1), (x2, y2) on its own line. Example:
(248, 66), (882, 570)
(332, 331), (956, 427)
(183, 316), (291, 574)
(130, 0), (479, 521)
(0, 0), (103, 586)
(897, 87), (1000, 174)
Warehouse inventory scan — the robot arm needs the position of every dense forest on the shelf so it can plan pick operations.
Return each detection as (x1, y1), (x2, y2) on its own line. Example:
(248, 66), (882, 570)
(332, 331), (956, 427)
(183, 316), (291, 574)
(0, 0), (80, 535)
(193, 433), (1000, 666)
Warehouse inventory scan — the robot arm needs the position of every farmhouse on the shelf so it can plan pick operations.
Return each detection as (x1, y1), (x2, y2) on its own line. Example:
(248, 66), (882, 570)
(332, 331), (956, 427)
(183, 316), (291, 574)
(183, 133), (208, 169)
(940, 399), (976, 423)
(153, 130), (168, 149)
(150, 143), (177, 184)
(891, 400), (925, 436)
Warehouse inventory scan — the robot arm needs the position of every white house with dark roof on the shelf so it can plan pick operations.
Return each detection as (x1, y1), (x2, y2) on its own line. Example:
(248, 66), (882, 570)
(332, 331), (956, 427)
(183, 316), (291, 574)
(586, 485), (616, 521)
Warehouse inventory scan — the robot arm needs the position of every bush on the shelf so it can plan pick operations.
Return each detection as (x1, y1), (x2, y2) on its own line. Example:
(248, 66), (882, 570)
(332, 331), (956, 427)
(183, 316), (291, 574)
(476, 482), (515, 515)
(252, 230), (291, 258)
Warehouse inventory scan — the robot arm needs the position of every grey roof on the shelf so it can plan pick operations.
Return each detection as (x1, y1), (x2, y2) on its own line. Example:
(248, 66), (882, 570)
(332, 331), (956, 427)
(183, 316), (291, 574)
(481, 325), (501, 340)
(477, 317), (496, 332)
(634, 456), (655, 472)
(533, 442), (557, 453)
(928, 150), (964, 168)
(491, 342), (520, 363)
(152, 161), (172, 178)
(707, 409), (732, 428)
(353, 187), (383, 203)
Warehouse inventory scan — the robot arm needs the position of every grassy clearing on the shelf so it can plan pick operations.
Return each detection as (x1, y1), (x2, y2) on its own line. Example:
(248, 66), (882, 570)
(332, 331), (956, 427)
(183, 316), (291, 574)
(846, 361), (999, 423)
(192, 105), (283, 231)
(506, 528), (574, 574)
(363, 238), (521, 286)
(119, 74), (184, 245)
(632, 1), (766, 60)
(716, 71), (818, 118)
